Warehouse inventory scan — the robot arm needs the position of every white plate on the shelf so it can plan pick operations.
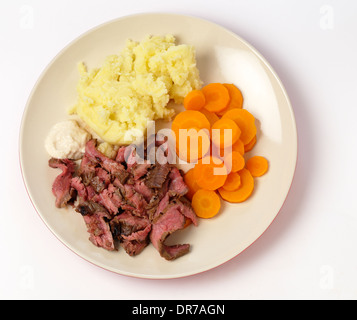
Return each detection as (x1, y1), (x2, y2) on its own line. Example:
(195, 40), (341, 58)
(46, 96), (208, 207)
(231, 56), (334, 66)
(19, 13), (297, 279)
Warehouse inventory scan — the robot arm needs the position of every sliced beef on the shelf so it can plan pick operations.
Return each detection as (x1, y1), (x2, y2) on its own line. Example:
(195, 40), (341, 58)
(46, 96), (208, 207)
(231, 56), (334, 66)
(131, 162), (151, 180)
(49, 158), (76, 208)
(75, 199), (111, 219)
(88, 167), (110, 193)
(71, 176), (87, 201)
(146, 194), (161, 217)
(94, 183), (123, 215)
(83, 214), (115, 251)
(145, 164), (171, 189)
(78, 154), (96, 185)
(85, 139), (129, 184)
(79, 158), (111, 194)
(121, 225), (151, 256)
(123, 184), (147, 217)
(146, 176), (170, 215)
(170, 197), (198, 227)
(48, 136), (198, 260)
(150, 206), (190, 261)
(151, 194), (198, 225)
(86, 185), (97, 201)
(125, 145), (139, 169)
(134, 180), (154, 203)
(110, 212), (151, 256)
(120, 239), (148, 256)
(149, 192), (170, 222)
(115, 146), (127, 163)
(146, 166), (188, 221)
(168, 167), (189, 197)
(150, 195), (198, 260)
(112, 212), (150, 236)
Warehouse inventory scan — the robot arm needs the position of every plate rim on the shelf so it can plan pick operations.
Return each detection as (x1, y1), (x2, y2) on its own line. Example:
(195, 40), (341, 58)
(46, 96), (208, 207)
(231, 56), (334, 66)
(19, 12), (298, 279)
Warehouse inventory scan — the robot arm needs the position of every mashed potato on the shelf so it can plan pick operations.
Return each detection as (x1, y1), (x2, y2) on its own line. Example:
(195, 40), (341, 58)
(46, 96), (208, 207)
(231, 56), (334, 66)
(68, 34), (202, 145)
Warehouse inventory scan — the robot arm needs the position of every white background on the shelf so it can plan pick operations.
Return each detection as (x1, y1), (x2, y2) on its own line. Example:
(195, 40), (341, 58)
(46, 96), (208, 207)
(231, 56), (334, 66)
(2, 0), (357, 300)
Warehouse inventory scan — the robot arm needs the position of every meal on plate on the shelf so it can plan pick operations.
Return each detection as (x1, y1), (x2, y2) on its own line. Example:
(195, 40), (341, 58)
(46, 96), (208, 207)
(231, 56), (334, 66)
(46, 34), (269, 261)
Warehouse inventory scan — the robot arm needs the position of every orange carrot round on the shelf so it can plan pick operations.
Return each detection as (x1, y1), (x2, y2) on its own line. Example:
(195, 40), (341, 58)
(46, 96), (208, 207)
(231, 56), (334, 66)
(218, 168), (254, 203)
(211, 118), (241, 149)
(214, 144), (229, 159)
(217, 84), (243, 116)
(202, 83), (230, 113)
(172, 110), (211, 133)
(193, 156), (227, 190)
(246, 156), (269, 177)
(222, 172), (241, 191)
(222, 109), (256, 145)
(192, 189), (221, 219)
(231, 139), (245, 155)
(213, 138), (245, 160)
(184, 90), (206, 111)
(172, 110), (211, 162)
(244, 135), (257, 152)
(184, 168), (201, 200)
(224, 151), (245, 173)
(199, 108), (220, 127)
(175, 127), (211, 162)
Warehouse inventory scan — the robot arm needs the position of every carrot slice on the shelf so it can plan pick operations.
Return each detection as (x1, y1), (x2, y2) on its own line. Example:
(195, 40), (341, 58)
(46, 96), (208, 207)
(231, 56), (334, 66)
(244, 135), (257, 152)
(224, 151), (245, 173)
(246, 156), (269, 177)
(193, 156), (227, 190)
(172, 110), (211, 162)
(192, 189), (221, 219)
(218, 168), (254, 203)
(175, 128), (211, 162)
(216, 84), (243, 116)
(184, 90), (206, 111)
(222, 172), (241, 191)
(231, 139), (245, 155)
(222, 109), (257, 145)
(202, 83), (230, 113)
(172, 110), (210, 133)
(184, 168), (201, 200)
(213, 144), (229, 159)
(213, 138), (245, 160)
(199, 108), (219, 127)
(211, 118), (241, 149)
